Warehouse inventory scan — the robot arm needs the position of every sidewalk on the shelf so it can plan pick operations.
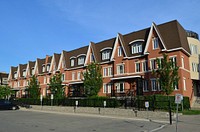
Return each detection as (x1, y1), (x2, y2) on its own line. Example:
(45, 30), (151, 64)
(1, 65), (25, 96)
(20, 105), (177, 124)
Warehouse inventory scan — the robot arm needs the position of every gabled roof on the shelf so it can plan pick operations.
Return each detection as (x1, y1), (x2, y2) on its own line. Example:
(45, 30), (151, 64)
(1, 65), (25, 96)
(94, 38), (116, 62)
(49, 53), (61, 72)
(66, 46), (88, 69)
(26, 61), (35, 76)
(35, 58), (45, 74)
(19, 64), (27, 77)
(8, 66), (18, 80)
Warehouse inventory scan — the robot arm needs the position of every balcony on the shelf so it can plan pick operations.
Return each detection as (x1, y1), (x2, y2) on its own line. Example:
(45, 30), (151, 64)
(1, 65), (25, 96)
(186, 30), (199, 40)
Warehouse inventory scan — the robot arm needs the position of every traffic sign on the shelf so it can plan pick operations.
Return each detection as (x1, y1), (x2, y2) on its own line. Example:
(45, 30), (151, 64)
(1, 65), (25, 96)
(145, 101), (149, 108)
(175, 94), (183, 104)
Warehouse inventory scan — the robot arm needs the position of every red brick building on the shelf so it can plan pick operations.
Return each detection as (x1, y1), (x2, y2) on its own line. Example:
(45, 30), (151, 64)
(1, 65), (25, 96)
(8, 20), (199, 103)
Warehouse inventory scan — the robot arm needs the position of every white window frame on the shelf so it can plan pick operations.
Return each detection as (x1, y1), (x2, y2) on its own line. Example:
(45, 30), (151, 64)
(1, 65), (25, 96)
(42, 65), (45, 72)
(90, 53), (95, 62)
(118, 46), (122, 56)
(181, 56), (184, 68)
(116, 82), (125, 93)
(72, 72), (76, 81)
(131, 43), (142, 54)
(135, 62), (140, 73)
(70, 59), (75, 67)
(143, 80), (148, 92)
(103, 83), (111, 94)
(169, 56), (177, 68)
(14, 72), (17, 79)
(142, 61), (148, 72)
(103, 67), (107, 77)
(46, 64), (50, 72)
(44, 76), (46, 84)
(153, 37), (159, 49)
(62, 60), (66, 68)
(22, 69), (26, 77)
(117, 64), (124, 75)
(150, 59), (156, 70)
(183, 78), (186, 91)
(78, 56), (85, 65)
(102, 50), (111, 60)
(107, 67), (112, 76)
(77, 72), (81, 80)
(151, 79), (157, 91)
(61, 74), (65, 81)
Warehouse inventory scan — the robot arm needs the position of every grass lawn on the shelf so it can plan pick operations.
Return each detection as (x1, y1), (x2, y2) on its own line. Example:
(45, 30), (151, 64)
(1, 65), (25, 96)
(182, 110), (200, 115)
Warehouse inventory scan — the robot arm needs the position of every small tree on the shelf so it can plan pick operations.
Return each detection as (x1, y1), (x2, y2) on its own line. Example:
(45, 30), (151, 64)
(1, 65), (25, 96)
(154, 53), (180, 96)
(49, 73), (65, 99)
(0, 85), (12, 99)
(83, 62), (103, 97)
(28, 75), (40, 99)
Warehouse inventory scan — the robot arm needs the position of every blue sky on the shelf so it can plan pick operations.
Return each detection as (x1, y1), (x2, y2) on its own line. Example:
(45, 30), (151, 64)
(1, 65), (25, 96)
(0, 0), (199, 73)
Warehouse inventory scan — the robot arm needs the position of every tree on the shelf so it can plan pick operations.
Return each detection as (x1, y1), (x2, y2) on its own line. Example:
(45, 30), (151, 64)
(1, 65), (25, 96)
(28, 75), (40, 99)
(83, 62), (103, 97)
(0, 85), (12, 99)
(153, 53), (180, 96)
(49, 73), (65, 99)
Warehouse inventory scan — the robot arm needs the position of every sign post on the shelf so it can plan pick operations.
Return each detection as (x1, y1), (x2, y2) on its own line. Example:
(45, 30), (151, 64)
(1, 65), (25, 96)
(75, 100), (78, 108)
(40, 94), (43, 109)
(175, 94), (183, 132)
(51, 94), (54, 107)
(103, 101), (106, 108)
(145, 101), (149, 119)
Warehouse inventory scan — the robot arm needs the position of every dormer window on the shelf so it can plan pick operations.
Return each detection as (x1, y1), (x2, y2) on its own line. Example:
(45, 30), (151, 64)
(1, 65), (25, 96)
(31, 67), (34, 75)
(46, 64), (50, 72)
(42, 65), (45, 72)
(14, 71), (17, 79)
(102, 50), (111, 60)
(22, 69), (26, 77)
(78, 56), (85, 65)
(153, 37), (159, 49)
(131, 42), (142, 54)
(70, 59), (75, 67)
(90, 53), (95, 62)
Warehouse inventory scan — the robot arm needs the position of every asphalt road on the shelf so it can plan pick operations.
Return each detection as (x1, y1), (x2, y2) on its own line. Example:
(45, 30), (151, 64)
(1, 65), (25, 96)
(0, 110), (165, 132)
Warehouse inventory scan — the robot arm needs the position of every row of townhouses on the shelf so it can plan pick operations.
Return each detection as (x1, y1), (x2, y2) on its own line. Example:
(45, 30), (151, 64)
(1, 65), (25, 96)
(8, 20), (200, 103)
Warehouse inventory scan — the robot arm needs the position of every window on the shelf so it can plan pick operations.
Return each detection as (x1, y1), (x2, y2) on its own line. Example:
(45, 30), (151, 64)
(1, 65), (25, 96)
(183, 78), (186, 91)
(61, 74), (65, 81)
(181, 57), (184, 68)
(190, 44), (198, 55)
(46, 64), (50, 71)
(103, 67), (107, 77)
(169, 57), (177, 68)
(23, 80), (26, 86)
(31, 68), (34, 75)
(192, 63), (199, 72)
(150, 59), (156, 70)
(117, 64), (124, 75)
(131, 42), (142, 54)
(22, 69), (26, 77)
(17, 81), (20, 87)
(142, 61), (148, 72)
(102, 50), (111, 60)
(143, 80), (148, 92)
(90, 53), (95, 62)
(103, 83), (112, 94)
(72, 72), (75, 80)
(47, 77), (50, 84)
(153, 37), (159, 49)
(118, 46), (122, 56)
(157, 58), (164, 68)
(116, 82), (124, 93)
(151, 79), (157, 91)
(14, 72), (17, 79)
(78, 56), (85, 65)
(42, 65), (45, 72)
(44, 76), (46, 84)
(70, 59), (75, 67)
(135, 62), (140, 73)
(108, 67), (112, 76)
(173, 81), (179, 90)
(77, 72), (81, 80)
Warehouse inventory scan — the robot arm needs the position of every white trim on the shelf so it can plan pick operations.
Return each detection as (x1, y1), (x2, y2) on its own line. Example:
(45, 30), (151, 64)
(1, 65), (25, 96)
(129, 39), (145, 45)
(8, 68), (12, 80)
(57, 51), (64, 70)
(66, 66), (86, 71)
(167, 47), (191, 56)
(100, 47), (112, 52)
(111, 75), (140, 80)
(70, 56), (76, 59)
(144, 23), (167, 54)
(84, 43), (91, 66)
(110, 34), (128, 61)
(77, 54), (86, 58)
(124, 55), (146, 59)
(69, 81), (83, 85)
(49, 55), (55, 73)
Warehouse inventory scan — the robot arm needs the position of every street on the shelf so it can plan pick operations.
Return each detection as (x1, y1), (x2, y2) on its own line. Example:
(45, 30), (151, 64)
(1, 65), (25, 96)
(0, 110), (164, 132)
